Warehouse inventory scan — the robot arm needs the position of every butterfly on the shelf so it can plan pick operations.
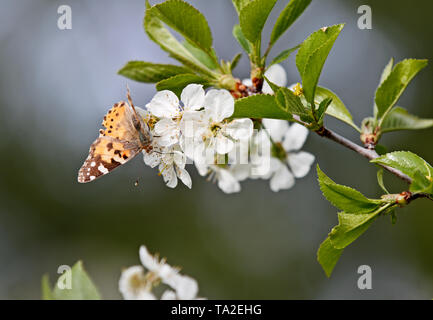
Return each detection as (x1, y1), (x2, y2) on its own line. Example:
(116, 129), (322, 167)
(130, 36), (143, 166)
(78, 90), (153, 183)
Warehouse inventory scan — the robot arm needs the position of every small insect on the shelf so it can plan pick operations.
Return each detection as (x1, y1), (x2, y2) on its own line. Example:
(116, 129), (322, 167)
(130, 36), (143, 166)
(77, 90), (153, 183)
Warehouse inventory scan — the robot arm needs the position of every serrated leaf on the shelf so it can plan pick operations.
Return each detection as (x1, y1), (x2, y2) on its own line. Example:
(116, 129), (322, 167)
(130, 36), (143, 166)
(52, 261), (101, 300)
(239, 0), (278, 43)
(317, 165), (382, 213)
(296, 24), (344, 105)
(268, 45), (300, 67)
(270, 0), (311, 46)
(144, 1), (214, 77)
(183, 41), (219, 71)
(371, 151), (433, 194)
(156, 74), (209, 97)
(276, 87), (311, 121)
(375, 59), (428, 120)
(232, 94), (292, 120)
(317, 237), (343, 277)
(41, 274), (53, 300)
(150, 0), (212, 51)
(232, 24), (252, 54)
(315, 87), (360, 131)
(374, 58), (394, 117)
(118, 61), (193, 83)
(329, 210), (379, 249)
(380, 107), (433, 133)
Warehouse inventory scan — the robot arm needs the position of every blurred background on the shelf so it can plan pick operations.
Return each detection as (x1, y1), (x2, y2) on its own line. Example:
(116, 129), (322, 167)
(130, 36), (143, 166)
(1, 0), (432, 299)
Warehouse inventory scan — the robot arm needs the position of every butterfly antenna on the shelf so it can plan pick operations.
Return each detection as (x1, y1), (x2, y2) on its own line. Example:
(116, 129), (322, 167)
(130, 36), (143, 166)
(126, 85), (141, 122)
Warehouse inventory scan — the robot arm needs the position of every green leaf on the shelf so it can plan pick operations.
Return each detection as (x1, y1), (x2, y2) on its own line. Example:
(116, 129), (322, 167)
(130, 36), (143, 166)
(41, 274), (53, 300)
(156, 74), (209, 97)
(317, 97), (332, 122)
(375, 59), (428, 120)
(150, 0), (212, 51)
(317, 237), (343, 277)
(315, 87), (360, 131)
(317, 165), (382, 213)
(330, 210), (380, 249)
(268, 45), (300, 67)
(183, 41), (219, 71)
(296, 24), (344, 105)
(380, 107), (433, 133)
(232, 25), (252, 54)
(52, 261), (101, 300)
(230, 53), (242, 72)
(276, 87), (313, 122)
(232, 0), (251, 15)
(371, 151), (433, 194)
(374, 58), (394, 117)
(232, 94), (292, 120)
(239, 0), (278, 43)
(118, 61), (193, 83)
(270, 0), (312, 46)
(376, 168), (389, 194)
(144, 1), (215, 77)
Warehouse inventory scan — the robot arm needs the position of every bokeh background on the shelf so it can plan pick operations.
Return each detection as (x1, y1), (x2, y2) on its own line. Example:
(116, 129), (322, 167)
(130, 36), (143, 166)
(1, 0), (432, 299)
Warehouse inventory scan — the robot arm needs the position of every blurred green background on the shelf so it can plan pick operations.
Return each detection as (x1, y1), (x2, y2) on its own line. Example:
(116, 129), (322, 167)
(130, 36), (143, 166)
(0, 0), (432, 299)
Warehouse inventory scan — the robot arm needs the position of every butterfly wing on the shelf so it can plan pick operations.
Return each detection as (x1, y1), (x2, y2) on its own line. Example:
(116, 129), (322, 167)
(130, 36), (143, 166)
(78, 136), (142, 183)
(78, 101), (143, 183)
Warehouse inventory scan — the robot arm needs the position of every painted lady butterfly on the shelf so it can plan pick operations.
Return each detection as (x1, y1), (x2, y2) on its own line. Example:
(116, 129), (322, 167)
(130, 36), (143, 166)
(77, 90), (152, 183)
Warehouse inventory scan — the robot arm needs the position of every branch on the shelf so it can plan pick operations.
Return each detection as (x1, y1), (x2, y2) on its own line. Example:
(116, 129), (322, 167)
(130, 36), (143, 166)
(316, 127), (413, 184)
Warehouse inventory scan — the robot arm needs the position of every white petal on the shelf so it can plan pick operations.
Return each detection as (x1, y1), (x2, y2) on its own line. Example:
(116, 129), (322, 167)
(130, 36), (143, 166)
(217, 169), (241, 193)
(225, 118), (253, 140)
(262, 64), (287, 94)
(269, 162), (295, 192)
(167, 275), (198, 300)
(204, 89), (234, 122)
(242, 78), (252, 87)
(160, 164), (178, 188)
(229, 164), (250, 182)
(146, 90), (179, 118)
(176, 166), (192, 189)
(287, 151), (315, 178)
(282, 123), (309, 152)
(262, 119), (289, 142)
(143, 151), (161, 168)
(161, 290), (177, 300)
(195, 161), (209, 177)
(181, 84), (205, 111)
(118, 265), (146, 300)
(215, 134), (234, 154)
(154, 118), (179, 147)
(136, 290), (157, 300)
(139, 245), (160, 272)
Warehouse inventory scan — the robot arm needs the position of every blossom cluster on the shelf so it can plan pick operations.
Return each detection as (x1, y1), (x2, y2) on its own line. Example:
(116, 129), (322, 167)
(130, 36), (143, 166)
(139, 65), (315, 193)
(119, 245), (202, 300)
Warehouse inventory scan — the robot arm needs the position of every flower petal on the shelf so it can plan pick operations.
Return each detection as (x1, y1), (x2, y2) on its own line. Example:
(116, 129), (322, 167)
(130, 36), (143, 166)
(287, 151), (315, 178)
(181, 84), (205, 111)
(225, 118), (253, 140)
(139, 246), (160, 272)
(160, 163), (178, 188)
(262, 119), (289, 142)
(118, 265), (146, 300)
(204, 89), (234, 122)
(282, 123), (309, 152)
(154, 118), (179, 147)
(176, 166), (192, 189)
(143, 150), (161, 168)
(161, 290), (177, 300)
(146, 90), (179, 118)
(269, 162), (295, 192)
(167, 274), (198, 300)
(215, 133), (234, 154)
(262, 64), (287, 94)
(217, 169), (241, 193)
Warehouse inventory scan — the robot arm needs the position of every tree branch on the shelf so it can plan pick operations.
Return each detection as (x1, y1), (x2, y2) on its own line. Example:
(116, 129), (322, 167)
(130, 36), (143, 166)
(316, 127), (413, 184)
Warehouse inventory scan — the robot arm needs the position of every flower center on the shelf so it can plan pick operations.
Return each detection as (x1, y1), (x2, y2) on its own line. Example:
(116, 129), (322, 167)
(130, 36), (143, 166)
(271, 142), (287, 161)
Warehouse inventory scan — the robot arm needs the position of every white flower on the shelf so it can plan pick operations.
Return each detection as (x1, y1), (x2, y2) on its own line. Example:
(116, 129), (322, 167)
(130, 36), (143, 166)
(195, 162), (241, 194)
(143, 143), (192, 189)
(119, 265), (155, 300)
(181, 89), (253, 162)
(146, 84), (205, 147)
(261, 119), (315, 192)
